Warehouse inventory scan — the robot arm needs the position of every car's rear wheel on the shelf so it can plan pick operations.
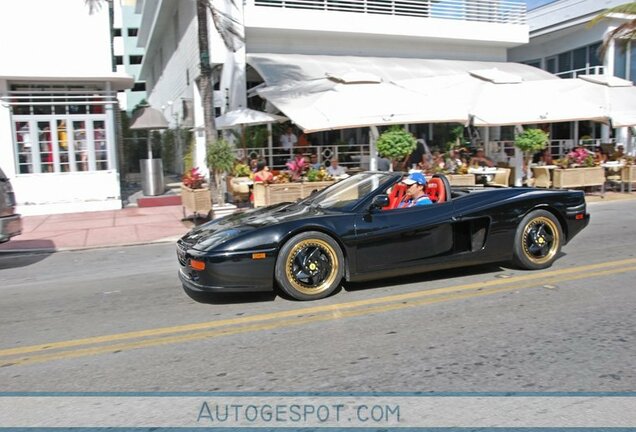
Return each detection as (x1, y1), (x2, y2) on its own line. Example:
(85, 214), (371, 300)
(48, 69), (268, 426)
(512, 209), (562, 270)
(275, 231), (344, 300)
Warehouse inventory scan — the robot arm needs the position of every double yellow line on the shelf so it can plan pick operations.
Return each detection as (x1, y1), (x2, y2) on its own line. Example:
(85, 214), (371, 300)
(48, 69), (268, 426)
(2, 258), (636, 367)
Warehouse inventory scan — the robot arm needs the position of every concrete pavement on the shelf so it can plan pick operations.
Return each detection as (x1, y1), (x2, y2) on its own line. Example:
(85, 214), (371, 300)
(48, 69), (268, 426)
(0, 205), (194, 253)
(0, 191), (634, 253)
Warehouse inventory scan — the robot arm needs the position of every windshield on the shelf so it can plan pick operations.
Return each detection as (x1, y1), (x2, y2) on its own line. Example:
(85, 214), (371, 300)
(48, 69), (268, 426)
(303, 172), (397, 210)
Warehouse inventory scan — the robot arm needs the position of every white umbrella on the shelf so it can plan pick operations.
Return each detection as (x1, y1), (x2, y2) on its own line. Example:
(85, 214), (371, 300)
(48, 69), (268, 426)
(214, 108), (287, 129)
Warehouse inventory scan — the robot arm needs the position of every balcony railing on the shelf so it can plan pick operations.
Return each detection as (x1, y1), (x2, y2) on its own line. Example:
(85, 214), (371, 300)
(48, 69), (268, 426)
(251, 0), (526, 25)
(556, 65), (605, 79)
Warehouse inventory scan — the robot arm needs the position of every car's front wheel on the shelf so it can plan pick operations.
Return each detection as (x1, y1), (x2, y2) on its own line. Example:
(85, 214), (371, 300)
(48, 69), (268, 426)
(275, 231), (344, 300)
(512, 209), (563, 270)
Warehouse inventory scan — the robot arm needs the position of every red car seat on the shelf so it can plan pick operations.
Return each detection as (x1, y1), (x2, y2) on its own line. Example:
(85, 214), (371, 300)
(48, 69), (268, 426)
(426, 177), (446, 203)
(384, 183), (407, 210)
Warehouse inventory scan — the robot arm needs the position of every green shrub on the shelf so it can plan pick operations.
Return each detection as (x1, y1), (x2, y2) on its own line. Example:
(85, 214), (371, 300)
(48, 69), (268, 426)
(376, 126), (416, 165)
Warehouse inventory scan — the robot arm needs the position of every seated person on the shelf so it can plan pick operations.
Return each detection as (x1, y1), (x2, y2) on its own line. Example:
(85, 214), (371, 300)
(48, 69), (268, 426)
(327, 158), (347, 177)
(309, 153), (322, 170)
(612, 144), (625, 160)
(253, 161), (273, 183)
(398, 172), (433, 207)
(593, 146), (608, 164)
(532, 148), (554, 165)
(469, 148), (495, 168)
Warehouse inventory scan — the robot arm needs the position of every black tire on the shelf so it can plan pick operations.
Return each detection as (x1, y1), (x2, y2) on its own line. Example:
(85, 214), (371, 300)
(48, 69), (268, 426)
(275, 231), (344, 301)
(512, 209), (563, 270)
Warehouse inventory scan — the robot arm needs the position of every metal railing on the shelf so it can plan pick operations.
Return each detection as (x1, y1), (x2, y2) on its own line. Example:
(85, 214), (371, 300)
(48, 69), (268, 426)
(234, 143), (372, 172)
(555, 65), (604, 79)
(251, 0), (526, 25)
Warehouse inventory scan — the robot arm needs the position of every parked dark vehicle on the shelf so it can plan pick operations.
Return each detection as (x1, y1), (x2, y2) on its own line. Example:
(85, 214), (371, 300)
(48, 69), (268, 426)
(0, 167), (22, 243)
(177, 172), (589, 301)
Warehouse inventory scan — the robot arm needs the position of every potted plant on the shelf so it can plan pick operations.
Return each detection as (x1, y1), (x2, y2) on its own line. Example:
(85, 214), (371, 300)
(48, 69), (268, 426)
(376, 126), (416, 171)
(514, 128), (549, 184)
(206, 138), (235, 206)
(181, 167), (211, 216)
(553, 147), (605, 189)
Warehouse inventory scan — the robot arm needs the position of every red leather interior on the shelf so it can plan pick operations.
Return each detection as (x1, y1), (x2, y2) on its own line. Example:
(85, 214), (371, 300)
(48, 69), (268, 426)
(426, 178), (446, 203)
(384, 183), (407, 210)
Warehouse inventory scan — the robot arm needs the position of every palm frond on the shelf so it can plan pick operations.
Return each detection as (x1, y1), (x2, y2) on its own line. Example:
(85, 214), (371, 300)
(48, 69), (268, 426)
(589, 2), (636, 58)
(84, 0), (104, 15)
(589, 2), (636, 26)
(206, 2), (245, 53)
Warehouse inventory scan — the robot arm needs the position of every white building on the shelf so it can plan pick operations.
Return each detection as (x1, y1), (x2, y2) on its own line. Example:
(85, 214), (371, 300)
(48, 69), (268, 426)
(0, 0), (133, 216)
(509, 0), (635, 147)
(135, 0), (529, 170)
(114, 0), (148, 112)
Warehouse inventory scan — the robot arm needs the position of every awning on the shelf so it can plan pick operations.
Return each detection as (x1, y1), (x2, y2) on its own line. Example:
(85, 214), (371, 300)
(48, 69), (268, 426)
(250, 53), (612, 132)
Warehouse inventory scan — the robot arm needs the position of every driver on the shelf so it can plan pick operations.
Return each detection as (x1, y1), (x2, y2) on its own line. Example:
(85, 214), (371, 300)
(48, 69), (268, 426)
(398, 172), (433, 207)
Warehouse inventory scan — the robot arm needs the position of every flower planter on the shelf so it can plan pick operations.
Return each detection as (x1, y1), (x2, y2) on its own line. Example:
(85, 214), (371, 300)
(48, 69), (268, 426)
(447, 174), (476, 186)
(552, 167), (605, 189)
(621, 165), (636, 192)
(180, 185), (212, 214)
(253, 181), (335, 207)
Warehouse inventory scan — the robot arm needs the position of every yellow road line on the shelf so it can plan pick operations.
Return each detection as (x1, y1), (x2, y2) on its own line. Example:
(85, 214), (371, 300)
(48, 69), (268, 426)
(3, 264), (635, 367)
(2, 257), (636, 358)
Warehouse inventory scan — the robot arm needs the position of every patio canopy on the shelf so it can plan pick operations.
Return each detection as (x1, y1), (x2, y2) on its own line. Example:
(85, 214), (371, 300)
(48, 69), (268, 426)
(249, 53), (628, 132)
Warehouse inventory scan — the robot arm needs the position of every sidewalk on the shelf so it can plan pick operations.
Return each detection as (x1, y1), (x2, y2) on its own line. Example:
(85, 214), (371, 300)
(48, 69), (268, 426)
(0, 205), (194, 253)
(1, 191), (634, 254)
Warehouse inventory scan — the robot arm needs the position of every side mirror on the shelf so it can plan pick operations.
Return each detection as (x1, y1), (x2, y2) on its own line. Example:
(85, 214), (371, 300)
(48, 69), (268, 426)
(370, 194), (389, 210)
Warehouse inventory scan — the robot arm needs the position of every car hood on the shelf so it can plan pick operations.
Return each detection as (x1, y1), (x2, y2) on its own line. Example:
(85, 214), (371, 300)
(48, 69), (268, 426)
(180, 202), (326, 249)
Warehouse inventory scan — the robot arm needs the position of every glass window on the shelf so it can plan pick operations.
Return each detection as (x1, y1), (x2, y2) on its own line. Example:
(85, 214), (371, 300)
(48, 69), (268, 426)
(573, 47), (586, 70)
(38, 121), (54, 173)
(115, 55), (123, 65)
(129, 55), (143, 64)
(132, 82), (146, 92)
(15, 121), (34, 174)
(588, 42), (602, 67)
(58, 119), (70, 172)
(558, 52), (572, 73)
(615, 40), (628, 79)
(113, 28), (122, 37)
(73, 121), (88, 171)
(546, 57), (557, 74)
(127, 28), (138, 37)
(94, 120), (108, 170)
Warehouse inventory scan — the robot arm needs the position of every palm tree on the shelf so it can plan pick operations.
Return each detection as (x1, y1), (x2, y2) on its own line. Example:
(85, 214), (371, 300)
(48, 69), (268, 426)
(590, 2), (636, 58)
(196, 0), (244, 205)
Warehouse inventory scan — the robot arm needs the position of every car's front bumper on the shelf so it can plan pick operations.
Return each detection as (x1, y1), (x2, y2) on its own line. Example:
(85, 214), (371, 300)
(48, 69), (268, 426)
(177, 242), (277, 293)
(0, 214), (22, 243)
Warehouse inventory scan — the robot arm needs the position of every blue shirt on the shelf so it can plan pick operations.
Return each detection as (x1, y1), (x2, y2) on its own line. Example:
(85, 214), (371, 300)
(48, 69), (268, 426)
(398, 195), (433, 207)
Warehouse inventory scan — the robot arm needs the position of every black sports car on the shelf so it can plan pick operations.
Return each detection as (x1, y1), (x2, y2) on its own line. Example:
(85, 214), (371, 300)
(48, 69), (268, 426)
(177, 172), (589, 301)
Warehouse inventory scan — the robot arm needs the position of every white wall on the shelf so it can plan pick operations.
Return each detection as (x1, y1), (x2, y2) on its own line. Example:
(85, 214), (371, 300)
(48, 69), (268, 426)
(0, 0), (111, 76)
(146, 2), (199, 126)
(13, 171), (122, 216)
(244, 6), (528, 47)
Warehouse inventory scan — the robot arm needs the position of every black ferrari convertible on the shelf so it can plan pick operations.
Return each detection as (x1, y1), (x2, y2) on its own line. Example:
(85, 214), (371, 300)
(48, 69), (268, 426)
(177, 172), (589, 301)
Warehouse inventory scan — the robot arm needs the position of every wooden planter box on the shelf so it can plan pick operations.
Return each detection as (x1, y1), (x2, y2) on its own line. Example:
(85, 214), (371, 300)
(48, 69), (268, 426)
(181, 185), (212, 214)
(621, 165), (636, 192)
(552, 167), (605, 189)
(253, 181), (335, 207)
(447, 174), (476, 186)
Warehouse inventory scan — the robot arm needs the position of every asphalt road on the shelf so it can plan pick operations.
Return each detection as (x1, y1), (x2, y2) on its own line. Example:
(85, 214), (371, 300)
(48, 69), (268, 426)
(0, 199), (634, 392)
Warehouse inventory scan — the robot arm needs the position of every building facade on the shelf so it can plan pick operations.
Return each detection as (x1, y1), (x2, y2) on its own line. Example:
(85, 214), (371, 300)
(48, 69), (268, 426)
(0, 0), (133, 216)
(135, 0), (529, 171)
(114, 0), (148, 112)
(509, 0), (635, 146)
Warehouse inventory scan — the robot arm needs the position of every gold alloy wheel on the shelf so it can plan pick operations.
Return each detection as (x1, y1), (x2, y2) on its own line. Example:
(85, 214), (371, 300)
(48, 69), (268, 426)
(521, 216), (560, 265)
(285, 238), (339, 296)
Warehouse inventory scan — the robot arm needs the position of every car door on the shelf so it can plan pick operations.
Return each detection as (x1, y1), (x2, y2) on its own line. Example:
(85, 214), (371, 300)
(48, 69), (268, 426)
(352, 201), (456, 274)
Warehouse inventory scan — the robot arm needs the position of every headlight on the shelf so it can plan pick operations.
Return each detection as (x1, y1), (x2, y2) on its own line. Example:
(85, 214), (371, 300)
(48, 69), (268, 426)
(196, 228), (241, 250)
